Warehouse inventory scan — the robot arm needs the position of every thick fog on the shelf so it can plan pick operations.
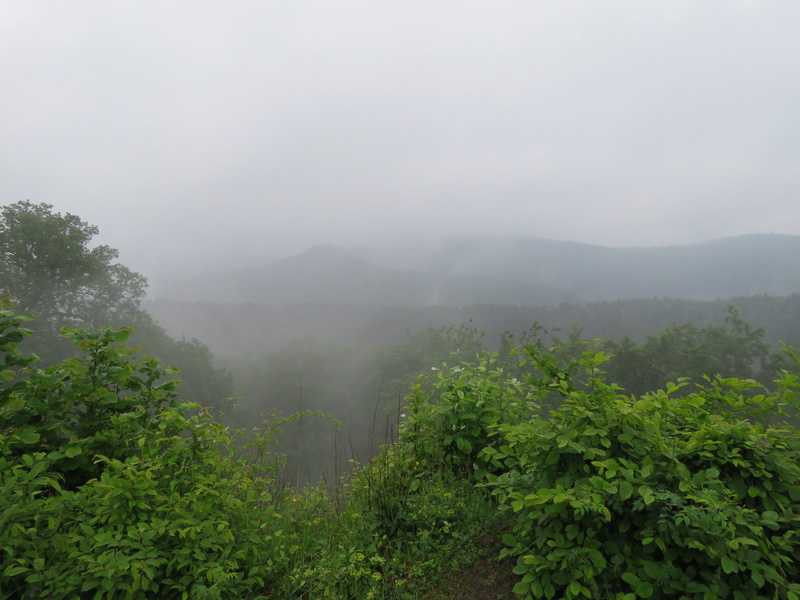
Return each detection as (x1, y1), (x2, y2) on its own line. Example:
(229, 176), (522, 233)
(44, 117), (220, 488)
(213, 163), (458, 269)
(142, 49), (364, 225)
(2, 1), (800, 286)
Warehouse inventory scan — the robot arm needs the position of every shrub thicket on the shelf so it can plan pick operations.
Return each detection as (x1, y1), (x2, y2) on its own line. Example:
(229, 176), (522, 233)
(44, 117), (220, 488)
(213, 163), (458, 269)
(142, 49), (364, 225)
(478, 347), (800, 600)
(4, 295), (800, 599)
(0, 298), (284, 599)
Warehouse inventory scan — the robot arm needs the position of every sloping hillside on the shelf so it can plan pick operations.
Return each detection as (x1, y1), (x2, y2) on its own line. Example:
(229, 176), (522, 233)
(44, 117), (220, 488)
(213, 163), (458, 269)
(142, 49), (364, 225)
(368, 233), (800, 301)
(160, 243), (580, 306)
(155, 234), (800, 305)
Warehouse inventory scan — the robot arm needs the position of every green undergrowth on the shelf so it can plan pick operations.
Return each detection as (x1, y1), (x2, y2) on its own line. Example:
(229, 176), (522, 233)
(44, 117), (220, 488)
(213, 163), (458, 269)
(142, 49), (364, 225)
(3, 297), (800, 599)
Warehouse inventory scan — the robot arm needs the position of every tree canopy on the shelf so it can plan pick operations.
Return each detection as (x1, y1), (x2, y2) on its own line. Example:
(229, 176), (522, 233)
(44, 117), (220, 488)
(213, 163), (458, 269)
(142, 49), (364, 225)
(0, 201), (146, 333)
(0, 201), (232, 401)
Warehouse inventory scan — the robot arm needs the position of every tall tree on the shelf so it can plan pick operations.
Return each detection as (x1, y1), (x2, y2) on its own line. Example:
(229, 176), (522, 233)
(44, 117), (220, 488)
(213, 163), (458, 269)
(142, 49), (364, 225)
(0, 201), (146, 332)
(0, 200), (232, 401)
(602, 306), (770, 396)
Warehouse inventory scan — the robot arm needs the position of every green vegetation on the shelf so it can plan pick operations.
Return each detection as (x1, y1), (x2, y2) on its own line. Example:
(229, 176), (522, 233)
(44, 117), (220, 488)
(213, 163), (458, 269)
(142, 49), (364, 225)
(601, 307), (772, 397)
(0, 300), (286, 598)
(222, 323), (491, 480)
(0, 201), (232, 404)
(3, 298), (800, 598)
(3, 203), (800, 598)
(222, 307), (797, 482)
(483, 351), (800, 600)
(0, 201), (146, 337)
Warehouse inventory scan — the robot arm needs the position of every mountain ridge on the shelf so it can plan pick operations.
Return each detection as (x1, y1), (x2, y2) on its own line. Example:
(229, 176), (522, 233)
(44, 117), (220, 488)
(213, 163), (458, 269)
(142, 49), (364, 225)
(154, 233), (800, 305)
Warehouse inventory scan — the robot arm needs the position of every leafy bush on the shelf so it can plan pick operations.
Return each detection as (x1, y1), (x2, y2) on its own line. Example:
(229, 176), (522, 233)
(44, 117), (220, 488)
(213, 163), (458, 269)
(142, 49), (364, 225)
(480, 347), (800, 600)
(296, 458), (501, 599)
(280, 357), (520, 599)
(602, 306), (771, 397)
(400, 354), (538, 478)
(0, 299), (285, 599)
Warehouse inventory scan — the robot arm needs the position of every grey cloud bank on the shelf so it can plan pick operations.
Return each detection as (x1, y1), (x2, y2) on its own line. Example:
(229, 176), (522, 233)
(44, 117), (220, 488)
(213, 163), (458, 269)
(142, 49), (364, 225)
(1, 1), (799, 283)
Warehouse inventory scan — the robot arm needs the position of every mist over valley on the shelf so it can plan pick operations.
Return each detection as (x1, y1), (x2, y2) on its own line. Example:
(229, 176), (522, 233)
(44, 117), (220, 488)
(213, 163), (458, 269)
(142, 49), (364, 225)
(144, 233), (800, 355)
(4, 3), (800, 594)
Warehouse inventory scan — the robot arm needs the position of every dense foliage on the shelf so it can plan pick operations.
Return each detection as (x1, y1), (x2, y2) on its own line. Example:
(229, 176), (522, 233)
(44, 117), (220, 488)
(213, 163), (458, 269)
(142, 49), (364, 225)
(224, 309), (795, 479)
(480, 350), (800, 600)
(3, 296), (800, 598)
(0, 202), (145, 341)
(0, 200), (232, 403)
(0, 298), (286, 598)
(602, 307), (771, 396)
(5, 202), (800, 598)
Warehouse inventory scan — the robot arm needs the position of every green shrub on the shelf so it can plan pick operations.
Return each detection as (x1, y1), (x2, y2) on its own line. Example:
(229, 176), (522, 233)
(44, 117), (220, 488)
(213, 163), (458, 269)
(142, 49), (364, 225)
(481, 347), (800, 600)
(0, 300), (285, 599)
(7, 292), (800, 600)
(294, 460), (500, 600)
(400, 354), (538, 478)
(278, 355), (518, 599)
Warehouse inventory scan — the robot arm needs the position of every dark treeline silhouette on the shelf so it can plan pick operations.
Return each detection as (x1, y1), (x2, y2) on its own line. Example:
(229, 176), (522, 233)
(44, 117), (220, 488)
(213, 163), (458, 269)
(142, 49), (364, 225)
(145, 293), (800, 356)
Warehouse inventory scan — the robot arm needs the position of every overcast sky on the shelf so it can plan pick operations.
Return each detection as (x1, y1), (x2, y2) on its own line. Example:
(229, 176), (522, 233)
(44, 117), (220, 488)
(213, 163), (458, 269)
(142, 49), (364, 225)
(2, 1), (799, 282)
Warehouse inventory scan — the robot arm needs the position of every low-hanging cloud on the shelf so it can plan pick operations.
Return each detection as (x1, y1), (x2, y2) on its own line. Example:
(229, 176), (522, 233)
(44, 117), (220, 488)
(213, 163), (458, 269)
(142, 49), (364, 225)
(1, 0), (799, 281)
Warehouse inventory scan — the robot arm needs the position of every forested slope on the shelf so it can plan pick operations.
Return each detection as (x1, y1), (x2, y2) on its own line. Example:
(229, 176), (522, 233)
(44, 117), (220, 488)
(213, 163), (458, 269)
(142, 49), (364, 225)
(144, 294), (800, 356)
(154, 234), (800, 304)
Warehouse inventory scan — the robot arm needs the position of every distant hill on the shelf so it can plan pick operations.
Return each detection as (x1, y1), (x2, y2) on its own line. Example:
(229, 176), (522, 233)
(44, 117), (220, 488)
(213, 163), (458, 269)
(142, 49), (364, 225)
(367, 233), (800, 302)
(160, 243), (580, 306)
(156, 234), (800, 305)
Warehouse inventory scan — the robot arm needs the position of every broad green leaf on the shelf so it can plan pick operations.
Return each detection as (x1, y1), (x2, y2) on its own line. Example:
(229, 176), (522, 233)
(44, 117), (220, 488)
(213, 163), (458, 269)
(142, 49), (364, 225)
(7, 397), (25, 410)
(65, 446), (83, 458)
(2, 564), (27, 577)
(621, 572), (640, 586)
(721, 556), (738, 574)
(619, 481), (633, 501)
(19, 428), (40, 444)
(642, 561), (663, 579)
(513, 581), (530, 596)
(761, 510), (779, 522)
